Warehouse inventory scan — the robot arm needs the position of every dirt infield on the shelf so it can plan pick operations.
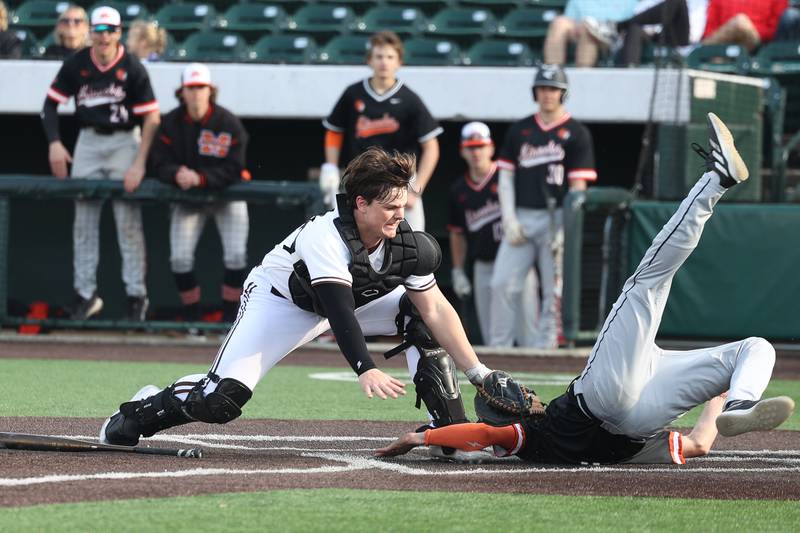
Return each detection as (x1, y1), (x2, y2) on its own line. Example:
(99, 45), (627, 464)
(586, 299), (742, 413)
(1, 339), (799, 508)
(2, 417), (799, 507)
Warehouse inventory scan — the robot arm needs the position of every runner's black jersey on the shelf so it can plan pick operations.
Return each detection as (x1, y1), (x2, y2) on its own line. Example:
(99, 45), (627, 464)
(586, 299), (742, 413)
(497, 113), (597, 209)
(46, 45), (158, 131)
(446, 163), (503, 262)
(323, 78), (442, 164)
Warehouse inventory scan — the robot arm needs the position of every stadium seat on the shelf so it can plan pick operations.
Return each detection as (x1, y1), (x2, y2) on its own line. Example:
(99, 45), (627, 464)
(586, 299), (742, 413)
(425, 7), (498, 43)
(317, 34), (370, 64)
(153, 3), (218, 40)
(250, 33), (318, 63)
(497, 6), (561, 39)
(686, 44), (750, 73)
(9, 0), (66, 34)
(464, 38), (536, 66)
(88, 1), (149, 27)
(11, 26), (44, 57)
(285, 4), (356, 37)
(459, 0), (520, 16)
(317, 0), (377, 14)
(751, 41), (800, 74)
(172, 30), (250, 62)
(384, 0), (448, 16)
(354, 5), (427, 36)
(218, 3), (288, 40)
(403, 37), (461, 65)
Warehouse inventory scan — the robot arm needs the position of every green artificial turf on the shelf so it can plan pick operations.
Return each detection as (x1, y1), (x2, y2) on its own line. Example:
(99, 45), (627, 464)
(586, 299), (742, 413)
(0, 489), (798, 533)
(0, 358), (798, 429)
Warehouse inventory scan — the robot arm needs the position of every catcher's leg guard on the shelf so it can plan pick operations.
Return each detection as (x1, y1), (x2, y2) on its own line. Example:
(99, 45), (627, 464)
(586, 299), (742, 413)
(184, 376), (252, 424)
(392, 294), (468, 427)
(104, 386), (193, 446)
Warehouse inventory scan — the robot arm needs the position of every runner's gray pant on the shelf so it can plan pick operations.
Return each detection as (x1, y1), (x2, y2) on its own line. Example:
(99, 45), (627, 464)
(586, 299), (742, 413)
(489, 207), (562, 348)
(573, 172), (776, 439)
(70, 128), (146, 299)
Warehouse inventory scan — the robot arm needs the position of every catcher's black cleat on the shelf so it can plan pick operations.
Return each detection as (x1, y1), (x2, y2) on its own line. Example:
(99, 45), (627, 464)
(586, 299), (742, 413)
(691, 112), (749, 188)
(99, 385), (160, 446)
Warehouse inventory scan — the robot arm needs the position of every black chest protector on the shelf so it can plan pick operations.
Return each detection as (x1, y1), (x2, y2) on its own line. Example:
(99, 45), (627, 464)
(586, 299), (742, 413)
(288, 194), (442, 316)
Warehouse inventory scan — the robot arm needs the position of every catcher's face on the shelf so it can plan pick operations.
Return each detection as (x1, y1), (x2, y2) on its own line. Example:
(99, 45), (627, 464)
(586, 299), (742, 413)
(355, 187), (407, 245)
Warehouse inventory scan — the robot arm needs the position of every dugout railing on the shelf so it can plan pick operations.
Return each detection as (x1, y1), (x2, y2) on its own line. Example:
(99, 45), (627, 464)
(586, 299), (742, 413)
(562, 187), (634, 346)
(0, 176), (323, 333)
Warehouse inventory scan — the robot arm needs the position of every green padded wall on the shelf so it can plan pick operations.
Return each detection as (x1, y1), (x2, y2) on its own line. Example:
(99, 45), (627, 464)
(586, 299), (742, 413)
(628, 200), (800, 340)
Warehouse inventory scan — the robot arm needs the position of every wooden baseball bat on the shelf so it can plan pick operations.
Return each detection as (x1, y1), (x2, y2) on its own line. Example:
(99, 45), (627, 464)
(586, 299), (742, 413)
(0, 432), (202, 458)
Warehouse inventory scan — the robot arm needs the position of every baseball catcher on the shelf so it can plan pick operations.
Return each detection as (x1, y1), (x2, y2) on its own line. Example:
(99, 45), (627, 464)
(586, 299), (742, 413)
(377, 114), (795, 465)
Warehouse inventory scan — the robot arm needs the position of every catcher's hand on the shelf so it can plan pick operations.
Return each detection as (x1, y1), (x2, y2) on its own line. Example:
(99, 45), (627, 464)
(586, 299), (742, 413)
(474, 370), (545, 426)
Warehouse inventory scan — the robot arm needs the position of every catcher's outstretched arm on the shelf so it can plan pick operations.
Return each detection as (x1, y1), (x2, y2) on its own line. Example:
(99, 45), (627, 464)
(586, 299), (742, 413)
(375, 423), (523, 458)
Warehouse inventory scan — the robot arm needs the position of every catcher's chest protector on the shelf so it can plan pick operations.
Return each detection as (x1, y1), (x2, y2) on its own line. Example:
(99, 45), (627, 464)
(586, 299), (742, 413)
(289, 195), (431, 314)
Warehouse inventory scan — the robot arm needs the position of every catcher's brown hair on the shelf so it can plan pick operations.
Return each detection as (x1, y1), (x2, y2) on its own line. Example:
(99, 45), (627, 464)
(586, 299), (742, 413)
(342, 147), (414, 208)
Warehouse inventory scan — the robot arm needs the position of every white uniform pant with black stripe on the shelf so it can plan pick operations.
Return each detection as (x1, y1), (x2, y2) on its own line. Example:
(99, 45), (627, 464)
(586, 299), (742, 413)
(169, 201), (249, 273)
(473, 260), (538, 346)
(170, 266), (424, 403)
(489, 208), (562, 348)
(70, 128), (146, 298)
(573, 172), (776, 439)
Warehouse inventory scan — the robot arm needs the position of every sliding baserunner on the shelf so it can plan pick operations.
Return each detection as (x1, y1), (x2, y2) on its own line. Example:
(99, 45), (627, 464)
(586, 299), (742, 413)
(377, 113), (795, 465)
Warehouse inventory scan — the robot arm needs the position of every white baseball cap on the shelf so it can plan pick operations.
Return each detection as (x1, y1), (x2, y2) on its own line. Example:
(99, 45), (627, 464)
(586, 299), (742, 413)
(90, 6), (121, 29)
(461, 121), (492, 147)
(181, 63), (213, 87)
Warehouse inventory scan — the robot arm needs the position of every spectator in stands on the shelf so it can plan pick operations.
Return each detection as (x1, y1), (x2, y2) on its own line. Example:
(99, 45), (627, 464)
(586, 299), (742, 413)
(41, 6), (159, 321)
(321, 31), (442, 230)
(585, 0), (709, 66)
(44, 4), (89, 59)
(701, 0), (787, 52)
(126, 20), (167, 62)
(0, 1), (21, 59)
(773, 5), (800, 42)
(448, 122), (539, 346)
(149, 63), (251, 330)
(543, 0), (638, 66)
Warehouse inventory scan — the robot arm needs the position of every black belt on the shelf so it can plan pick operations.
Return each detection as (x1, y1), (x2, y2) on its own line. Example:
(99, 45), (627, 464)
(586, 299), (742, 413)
(270, 286), (286, 299)
(88, 126), (133, 136)
(569, 383), (600, 422)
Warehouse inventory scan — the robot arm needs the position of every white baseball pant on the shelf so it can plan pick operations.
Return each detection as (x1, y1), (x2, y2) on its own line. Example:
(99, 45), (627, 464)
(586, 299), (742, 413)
(489, 208), (562, 348)
(170, 267), (423, 400)
(70, 128), (146, 298)
(573, 172), (776, 439)
(169, 201), (249, 273)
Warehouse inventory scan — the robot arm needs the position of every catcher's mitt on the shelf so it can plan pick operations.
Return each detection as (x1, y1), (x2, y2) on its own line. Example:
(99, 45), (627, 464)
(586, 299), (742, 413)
(474, 370), (546, 426)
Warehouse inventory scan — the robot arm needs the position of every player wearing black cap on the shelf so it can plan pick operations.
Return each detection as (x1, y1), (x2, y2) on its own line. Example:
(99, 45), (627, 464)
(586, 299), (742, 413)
(490, 64), (597, 349)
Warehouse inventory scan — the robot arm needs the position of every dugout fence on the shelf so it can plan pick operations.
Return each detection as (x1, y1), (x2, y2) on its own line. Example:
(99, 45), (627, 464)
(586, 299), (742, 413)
(0, 176), (323, 333)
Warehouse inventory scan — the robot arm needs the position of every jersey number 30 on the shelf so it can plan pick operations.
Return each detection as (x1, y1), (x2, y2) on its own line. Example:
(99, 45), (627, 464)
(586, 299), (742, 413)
(546, 164), (564, 186)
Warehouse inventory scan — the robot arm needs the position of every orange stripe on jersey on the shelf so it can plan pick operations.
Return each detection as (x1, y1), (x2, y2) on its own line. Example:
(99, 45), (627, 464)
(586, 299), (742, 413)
(423, 422), (520, 454)
(47, 87), (69, 104)
(133, 100), (159, 115)
(325, 130), (343, 149)
(669, 431), (685, 464)
(567, 168), (598, 181)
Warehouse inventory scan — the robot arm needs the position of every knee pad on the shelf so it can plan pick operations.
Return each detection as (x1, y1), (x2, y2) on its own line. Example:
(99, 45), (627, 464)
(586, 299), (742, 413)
(413, 348), (468, 427)
(119, 386), (192, 439)
(184, 377), (252, 424)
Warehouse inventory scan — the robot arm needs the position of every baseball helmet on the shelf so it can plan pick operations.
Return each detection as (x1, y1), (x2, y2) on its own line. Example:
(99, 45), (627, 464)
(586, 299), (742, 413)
(532, 64), (568, 102)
